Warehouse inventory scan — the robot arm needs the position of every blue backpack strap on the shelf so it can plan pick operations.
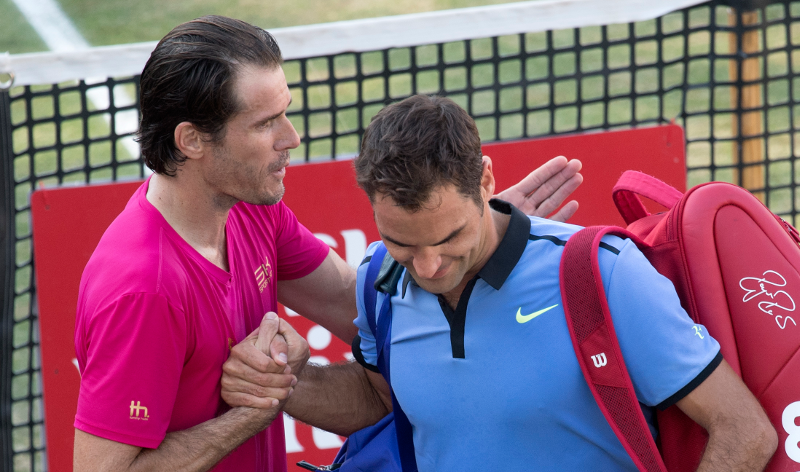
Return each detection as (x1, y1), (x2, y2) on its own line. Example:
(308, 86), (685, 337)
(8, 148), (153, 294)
(363, 244), (387, 340)
(361, 244), (419, 472)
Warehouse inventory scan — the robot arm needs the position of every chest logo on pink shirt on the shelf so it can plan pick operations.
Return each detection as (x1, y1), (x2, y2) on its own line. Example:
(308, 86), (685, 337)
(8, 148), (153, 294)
(129, 401), (149, 420)
(254, 256), (273, 293)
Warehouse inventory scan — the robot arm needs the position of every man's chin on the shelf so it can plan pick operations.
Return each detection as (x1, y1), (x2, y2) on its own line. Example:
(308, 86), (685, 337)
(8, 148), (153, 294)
(247, 185), (285, 206)
(412, 275), (461, 296)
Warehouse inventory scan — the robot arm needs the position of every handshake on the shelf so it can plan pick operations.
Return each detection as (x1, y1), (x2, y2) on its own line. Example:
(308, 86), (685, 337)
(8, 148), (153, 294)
(220, 311), (309, 411)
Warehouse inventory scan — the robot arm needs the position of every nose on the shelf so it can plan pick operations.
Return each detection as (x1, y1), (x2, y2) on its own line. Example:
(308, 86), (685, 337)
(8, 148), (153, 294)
(276, 115), (301, 151)
(412, 248), (442, 279)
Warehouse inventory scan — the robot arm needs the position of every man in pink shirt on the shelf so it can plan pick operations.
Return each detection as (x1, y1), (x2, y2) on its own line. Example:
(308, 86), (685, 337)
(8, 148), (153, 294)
(73, 15), (583, 472)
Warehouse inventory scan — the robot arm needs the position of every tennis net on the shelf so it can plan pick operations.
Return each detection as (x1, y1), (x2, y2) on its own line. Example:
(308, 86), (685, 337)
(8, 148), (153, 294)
(0, 0), (794, 469)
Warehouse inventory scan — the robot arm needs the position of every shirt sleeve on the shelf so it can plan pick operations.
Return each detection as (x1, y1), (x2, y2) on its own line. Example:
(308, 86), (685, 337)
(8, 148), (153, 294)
(74, 292), (187, 448)
(598, 237), (721, 408)
(353, 242), (383, 369)
(273, 201), (330, 280)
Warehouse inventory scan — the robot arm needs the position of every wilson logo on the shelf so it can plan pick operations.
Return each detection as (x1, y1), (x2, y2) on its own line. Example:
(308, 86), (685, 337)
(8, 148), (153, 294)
(591, 353), (608, 368)
(254, 256), (273, 293)
(739, 270), (797, 330)
(129, 401), (149, 420)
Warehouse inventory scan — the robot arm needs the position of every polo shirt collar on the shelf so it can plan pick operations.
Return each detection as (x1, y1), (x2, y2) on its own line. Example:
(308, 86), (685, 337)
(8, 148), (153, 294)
(401, 198), (531, 295)
(478, 199), (531, 290)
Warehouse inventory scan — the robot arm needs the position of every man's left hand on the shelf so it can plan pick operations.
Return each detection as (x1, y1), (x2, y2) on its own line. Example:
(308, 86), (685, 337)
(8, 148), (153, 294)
(494, 155), (582, 222)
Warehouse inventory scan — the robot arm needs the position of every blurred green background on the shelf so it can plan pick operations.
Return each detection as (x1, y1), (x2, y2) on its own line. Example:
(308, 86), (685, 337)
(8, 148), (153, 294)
(0, 0), (530, 53)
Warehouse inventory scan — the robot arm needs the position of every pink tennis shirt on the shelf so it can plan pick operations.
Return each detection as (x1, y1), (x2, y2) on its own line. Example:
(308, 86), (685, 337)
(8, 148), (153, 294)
(74, 177), (330, 471)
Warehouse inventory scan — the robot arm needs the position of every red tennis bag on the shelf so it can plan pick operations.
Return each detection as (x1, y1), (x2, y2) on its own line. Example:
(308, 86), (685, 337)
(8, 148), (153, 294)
(561, 171), (800, 472)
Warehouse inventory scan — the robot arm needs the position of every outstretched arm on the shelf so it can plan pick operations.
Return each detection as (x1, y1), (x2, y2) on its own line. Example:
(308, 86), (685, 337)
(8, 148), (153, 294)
(278, 248), (358, 343)
(494, 155), (583, 222)
(284, 363), (392, 436)
(677, 359), (777, 471)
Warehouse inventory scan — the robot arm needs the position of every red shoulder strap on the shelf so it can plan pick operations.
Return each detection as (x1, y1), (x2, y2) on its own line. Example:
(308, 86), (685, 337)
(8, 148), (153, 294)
(560, 226), (667, 472)
(613, 171), (683, 225)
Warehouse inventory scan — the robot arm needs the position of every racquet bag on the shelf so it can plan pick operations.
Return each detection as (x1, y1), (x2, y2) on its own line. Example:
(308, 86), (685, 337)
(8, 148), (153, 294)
(561, 170), (800, 471)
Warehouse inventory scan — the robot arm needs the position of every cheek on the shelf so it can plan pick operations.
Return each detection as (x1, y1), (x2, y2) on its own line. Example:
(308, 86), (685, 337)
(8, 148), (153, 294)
(387, 248), (413, 266)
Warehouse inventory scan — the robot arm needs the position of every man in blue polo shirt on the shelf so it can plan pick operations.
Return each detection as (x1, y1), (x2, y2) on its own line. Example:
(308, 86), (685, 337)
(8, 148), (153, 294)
(227, 95), (777, 471)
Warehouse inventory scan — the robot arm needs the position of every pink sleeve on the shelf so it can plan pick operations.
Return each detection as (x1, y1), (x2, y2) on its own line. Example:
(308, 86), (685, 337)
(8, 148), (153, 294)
(274, 202), (330, 280)
(74, 293), (186, 449)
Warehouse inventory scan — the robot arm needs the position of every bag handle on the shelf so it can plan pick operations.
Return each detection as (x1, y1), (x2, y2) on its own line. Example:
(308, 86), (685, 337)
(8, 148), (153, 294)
(613, 171), (684, 225)
(560, 226), (667, 472)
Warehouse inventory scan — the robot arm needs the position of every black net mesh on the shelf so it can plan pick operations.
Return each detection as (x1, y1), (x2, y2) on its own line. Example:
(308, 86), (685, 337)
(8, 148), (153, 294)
(0, 0), (796, 469)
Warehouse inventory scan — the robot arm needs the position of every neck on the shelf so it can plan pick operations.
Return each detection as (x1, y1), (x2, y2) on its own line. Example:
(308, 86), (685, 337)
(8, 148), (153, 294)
(441, 204), (510, 308)
(146, 172), (234, 271)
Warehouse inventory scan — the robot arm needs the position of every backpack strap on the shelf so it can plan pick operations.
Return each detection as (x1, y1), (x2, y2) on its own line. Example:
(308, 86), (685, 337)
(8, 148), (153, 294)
(612, 170), (683, 225)
(363, 244), (387, 343)
(362, 244), (419, 472)
(560, 226), (667, 472)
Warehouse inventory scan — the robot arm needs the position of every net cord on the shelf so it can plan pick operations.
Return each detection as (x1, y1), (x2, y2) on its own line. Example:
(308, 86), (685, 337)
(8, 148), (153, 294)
(0, 0), (708, 87)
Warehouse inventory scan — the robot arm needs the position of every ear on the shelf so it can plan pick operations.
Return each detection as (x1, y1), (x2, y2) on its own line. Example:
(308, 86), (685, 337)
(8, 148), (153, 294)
(174, 122), (207, 160)
(480, 155), (496, 202)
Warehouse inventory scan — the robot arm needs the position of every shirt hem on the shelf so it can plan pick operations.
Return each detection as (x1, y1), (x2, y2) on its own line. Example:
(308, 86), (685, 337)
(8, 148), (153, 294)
(278, 242), (330, 281)
(352, 334), (380, 373)
(74, 418), (163, 449)
(657, 350), (723, 410)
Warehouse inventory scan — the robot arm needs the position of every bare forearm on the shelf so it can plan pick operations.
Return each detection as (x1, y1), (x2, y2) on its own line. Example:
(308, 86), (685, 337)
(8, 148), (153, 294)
(674, 361), (777, 472)
(75, 406), (282, 472)
(284, 362), (389, 436)
(92, 407), (281, 472)
(695, 420), (777, 472)
(133, 407), (277, 471)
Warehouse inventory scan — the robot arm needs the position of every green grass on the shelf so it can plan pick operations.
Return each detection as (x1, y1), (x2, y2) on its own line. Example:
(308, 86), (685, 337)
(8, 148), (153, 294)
(0, 0), (47, 54)
(8, 4), (800, 195)
(2, 0), (532, 53)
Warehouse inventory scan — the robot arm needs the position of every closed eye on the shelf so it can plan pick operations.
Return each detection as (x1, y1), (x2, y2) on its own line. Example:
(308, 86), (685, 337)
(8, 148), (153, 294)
(381, 224), (465, 248)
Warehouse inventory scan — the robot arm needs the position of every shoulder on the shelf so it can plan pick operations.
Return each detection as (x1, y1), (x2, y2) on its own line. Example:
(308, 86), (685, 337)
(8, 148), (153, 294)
(80, 206), (193, 315)
(525, 217), (630, 258)
(231, 200), (318, 246)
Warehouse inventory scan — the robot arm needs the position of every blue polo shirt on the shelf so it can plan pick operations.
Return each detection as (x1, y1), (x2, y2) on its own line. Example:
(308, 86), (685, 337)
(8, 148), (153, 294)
(353, 200), (721, 472)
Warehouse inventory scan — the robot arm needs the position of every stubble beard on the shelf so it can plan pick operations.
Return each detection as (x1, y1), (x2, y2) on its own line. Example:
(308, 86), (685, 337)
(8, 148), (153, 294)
(258, 150), (290, 205)
(211, 144), (289, 206)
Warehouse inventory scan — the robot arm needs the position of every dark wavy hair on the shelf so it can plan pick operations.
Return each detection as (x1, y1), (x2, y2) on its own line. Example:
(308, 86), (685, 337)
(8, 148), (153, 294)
(354, 95), (484, 211)
(137, 16), (283, 175)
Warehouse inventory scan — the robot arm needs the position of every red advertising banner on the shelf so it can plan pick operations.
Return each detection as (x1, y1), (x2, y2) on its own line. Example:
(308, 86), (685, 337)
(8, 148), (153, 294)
(31, 125), (684, 471)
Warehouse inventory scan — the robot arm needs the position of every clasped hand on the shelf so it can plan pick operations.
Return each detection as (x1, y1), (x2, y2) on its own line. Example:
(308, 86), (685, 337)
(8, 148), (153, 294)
(221, 311), (309, 409)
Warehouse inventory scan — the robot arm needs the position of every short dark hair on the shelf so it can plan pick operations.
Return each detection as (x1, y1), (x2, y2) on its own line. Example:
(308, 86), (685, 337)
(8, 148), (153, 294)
(137, 15), (283, 175)
(354, 95), (484, 211)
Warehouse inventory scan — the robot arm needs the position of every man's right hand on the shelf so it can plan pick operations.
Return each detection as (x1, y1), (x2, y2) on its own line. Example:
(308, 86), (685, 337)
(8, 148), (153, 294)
(221, 312), (309, 409)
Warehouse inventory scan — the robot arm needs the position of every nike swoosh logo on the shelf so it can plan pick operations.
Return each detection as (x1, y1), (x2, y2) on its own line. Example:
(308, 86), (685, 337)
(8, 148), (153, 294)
(516, 304), (559, 323)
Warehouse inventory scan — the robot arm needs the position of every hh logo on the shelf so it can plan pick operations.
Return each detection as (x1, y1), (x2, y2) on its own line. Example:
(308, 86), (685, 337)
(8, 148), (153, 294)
(254, 256), (273, 293)
(739, 270), (797, 330)
(130, 401), (149, 420)
(591, 353), (608, 368)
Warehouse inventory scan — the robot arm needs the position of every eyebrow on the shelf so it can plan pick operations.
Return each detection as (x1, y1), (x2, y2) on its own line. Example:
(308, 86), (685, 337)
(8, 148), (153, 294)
(381, 223), (466, 248)
(255, 97), (293, 127)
